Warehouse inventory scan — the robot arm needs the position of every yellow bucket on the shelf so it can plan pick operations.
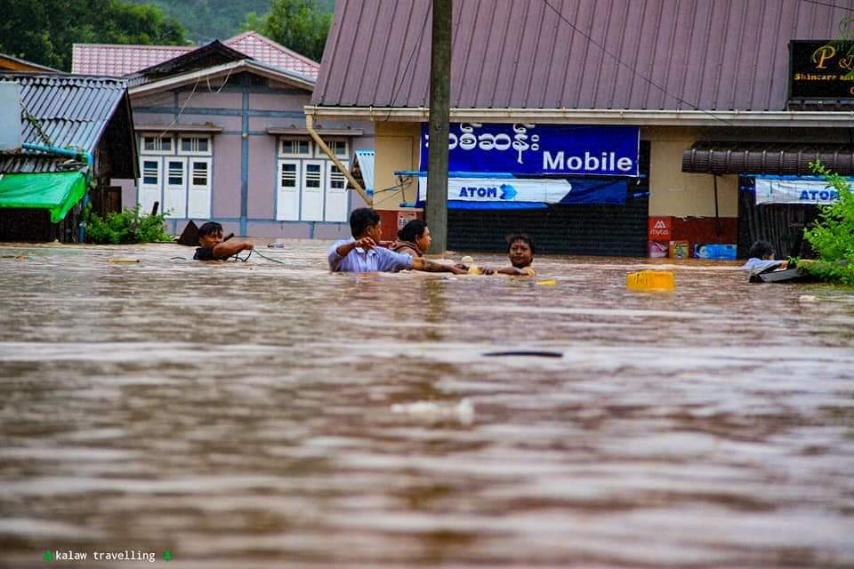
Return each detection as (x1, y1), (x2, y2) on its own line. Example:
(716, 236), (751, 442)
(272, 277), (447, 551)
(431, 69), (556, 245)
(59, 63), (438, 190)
(626, 270), (675, 291)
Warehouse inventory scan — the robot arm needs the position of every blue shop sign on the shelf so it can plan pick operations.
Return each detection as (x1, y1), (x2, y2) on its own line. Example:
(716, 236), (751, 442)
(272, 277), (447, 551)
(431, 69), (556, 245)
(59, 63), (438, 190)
(420, 123), (640, 177)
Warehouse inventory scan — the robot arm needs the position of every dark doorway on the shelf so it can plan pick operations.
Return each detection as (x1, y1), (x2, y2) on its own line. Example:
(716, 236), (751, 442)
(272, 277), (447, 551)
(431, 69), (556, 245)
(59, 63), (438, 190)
(737, 177), (819, 259)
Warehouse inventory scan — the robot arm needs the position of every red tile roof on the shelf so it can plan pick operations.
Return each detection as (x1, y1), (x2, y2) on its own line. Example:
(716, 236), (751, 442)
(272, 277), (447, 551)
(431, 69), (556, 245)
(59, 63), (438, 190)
(72, 44), (192, 76)
(72, 31), (319, 79)
(312, 0), (854, 112)
(225, 32), (319, 79)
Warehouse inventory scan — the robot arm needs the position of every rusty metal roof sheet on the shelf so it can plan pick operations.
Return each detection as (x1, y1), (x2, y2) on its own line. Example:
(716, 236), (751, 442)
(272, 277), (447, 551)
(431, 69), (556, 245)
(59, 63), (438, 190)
(313, 0), (854, 111)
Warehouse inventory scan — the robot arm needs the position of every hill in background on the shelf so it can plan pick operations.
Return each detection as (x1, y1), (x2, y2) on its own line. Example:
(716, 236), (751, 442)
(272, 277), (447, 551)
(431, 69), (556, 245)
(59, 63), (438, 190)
(127, 0), (334, 44)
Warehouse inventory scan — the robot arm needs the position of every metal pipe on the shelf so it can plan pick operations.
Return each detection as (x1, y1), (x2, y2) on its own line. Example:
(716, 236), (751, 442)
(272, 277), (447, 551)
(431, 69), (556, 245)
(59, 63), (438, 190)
(713, 175), (721, 237)
(305, 113), (371, 206)
(23, 143), (88, 161)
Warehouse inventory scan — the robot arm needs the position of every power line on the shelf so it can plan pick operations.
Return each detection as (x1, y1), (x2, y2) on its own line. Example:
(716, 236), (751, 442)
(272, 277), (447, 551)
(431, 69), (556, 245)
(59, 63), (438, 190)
(797, 0), (854, 13)
(540, 0), (734, 125)
(388, 3), (432, 109)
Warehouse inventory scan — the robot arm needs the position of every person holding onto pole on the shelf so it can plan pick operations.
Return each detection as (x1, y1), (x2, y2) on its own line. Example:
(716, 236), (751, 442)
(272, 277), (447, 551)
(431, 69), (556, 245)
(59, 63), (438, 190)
(193, 221), (254, 261)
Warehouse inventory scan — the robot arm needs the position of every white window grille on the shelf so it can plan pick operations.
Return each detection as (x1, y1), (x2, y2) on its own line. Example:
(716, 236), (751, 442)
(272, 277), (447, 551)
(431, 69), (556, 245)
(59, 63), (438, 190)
(180, 136), (211, 155)
(316, 139), (348, 159)
(280, 137), (312, 157)
(141, 135), (173, 154)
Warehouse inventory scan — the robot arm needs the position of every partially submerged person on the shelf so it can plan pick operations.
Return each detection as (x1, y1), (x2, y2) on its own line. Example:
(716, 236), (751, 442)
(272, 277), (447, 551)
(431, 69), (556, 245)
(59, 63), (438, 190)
(478, 233), (536, 276)
(328, 208), (465, 274)
(391, 219), (431, 257)
(193, 221), (254, 261)
(741, 240), (786, 273)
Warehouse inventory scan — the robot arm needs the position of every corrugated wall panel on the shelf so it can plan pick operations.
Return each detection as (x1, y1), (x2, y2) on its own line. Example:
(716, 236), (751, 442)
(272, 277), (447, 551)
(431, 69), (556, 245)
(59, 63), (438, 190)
(448, 197), (649, 257)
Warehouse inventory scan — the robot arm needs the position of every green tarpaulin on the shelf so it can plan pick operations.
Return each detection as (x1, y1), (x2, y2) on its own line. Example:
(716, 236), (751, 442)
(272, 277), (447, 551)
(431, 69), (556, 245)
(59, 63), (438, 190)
(0, 171), (87, 223)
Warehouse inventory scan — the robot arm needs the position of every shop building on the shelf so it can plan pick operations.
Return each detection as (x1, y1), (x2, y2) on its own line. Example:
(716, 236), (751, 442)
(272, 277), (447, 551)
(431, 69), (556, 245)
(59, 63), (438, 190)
(307, 0), (854, 256)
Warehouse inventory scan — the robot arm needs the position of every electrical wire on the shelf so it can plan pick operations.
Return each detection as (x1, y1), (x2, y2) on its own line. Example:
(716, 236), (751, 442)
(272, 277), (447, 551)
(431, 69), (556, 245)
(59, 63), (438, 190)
(153, 75), (202, 141)
(798, 0), (854, 13)
(251, 249), (289, 265)
(540, 0), (735, 125)
(386, 3), (433, 114)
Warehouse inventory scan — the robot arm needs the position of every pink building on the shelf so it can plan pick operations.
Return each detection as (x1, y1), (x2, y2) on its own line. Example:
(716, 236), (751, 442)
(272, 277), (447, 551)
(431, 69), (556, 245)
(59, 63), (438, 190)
(73, 32), (372, 239)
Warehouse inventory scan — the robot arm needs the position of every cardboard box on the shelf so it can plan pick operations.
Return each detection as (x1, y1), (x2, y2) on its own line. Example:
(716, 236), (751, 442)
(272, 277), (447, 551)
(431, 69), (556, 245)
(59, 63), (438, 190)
(694, 243), (737, 260)
(669, 240), (690, 259)
(648, 240), (668, 258)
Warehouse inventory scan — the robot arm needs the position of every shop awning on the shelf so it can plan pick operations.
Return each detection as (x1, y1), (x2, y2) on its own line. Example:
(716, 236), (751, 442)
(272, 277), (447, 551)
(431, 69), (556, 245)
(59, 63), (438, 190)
(682, 142), (854, 176)
(0, 171), (87, 223)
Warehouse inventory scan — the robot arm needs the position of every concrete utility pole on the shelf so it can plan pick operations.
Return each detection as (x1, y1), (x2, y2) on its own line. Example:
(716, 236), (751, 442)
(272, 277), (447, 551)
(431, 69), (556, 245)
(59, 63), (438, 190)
(426, 0), (452, 253)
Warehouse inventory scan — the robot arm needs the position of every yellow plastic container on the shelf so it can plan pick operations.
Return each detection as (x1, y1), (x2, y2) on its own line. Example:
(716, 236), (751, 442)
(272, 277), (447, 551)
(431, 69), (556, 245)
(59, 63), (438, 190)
(626, 270), (675, 291)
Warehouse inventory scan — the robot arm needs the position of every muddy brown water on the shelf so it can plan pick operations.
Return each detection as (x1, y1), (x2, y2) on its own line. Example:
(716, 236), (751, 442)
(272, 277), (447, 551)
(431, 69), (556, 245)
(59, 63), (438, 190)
(0, 240), (853, 569)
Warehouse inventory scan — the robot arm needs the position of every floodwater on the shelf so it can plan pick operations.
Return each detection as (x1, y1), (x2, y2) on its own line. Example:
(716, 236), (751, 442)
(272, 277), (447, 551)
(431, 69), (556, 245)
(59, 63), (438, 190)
(0, 240), (853, 569)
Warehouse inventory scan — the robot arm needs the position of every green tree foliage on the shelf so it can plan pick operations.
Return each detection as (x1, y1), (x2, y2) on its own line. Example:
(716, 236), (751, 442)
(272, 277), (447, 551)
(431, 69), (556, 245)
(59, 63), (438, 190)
(84, 205), (173, 244)
(802, 162), (854, 286)
(0, 0), (186, 71)
(244, 0), (332, 62)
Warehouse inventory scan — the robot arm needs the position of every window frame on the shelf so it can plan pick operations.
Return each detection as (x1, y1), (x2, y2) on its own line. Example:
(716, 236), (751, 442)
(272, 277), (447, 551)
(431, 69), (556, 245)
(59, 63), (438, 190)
(140, 135), (175, 155)
(315, 138), (349, 159)
(178, 135), (212, 156)
(279, 137), (313, 158)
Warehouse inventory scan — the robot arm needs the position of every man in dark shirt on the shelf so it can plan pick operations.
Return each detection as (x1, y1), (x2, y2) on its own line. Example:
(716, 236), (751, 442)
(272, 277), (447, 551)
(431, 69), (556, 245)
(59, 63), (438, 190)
(194, 221), (254, 261)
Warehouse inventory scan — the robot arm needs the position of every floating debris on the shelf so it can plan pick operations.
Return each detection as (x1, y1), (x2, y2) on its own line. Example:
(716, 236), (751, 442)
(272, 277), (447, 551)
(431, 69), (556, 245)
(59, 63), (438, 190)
(390, 399), (474, 425)
(627, 270), (675, 291)
(483, 350), (563, 358)
(108, 258), (140, 264)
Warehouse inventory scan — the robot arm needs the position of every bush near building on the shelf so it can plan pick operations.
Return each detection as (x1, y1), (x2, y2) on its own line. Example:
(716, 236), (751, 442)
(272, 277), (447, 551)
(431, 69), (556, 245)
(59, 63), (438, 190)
(84, 206), (172, 244)
(801, 162), (854, 286)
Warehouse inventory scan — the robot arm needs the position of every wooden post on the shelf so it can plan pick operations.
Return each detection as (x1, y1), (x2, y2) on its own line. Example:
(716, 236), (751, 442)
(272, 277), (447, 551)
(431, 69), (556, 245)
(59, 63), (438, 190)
(305, 114), (372, 206)
(426, 0), (452, 253)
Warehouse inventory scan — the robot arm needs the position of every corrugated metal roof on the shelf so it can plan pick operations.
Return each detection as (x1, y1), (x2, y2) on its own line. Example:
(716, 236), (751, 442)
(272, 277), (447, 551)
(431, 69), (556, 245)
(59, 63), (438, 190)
(72, 32), (319, 79)
(313, 0), (854, 111)
(124, 40), (249, 87)
(354, 150), (375, 194)
(0, 74), (131, 173)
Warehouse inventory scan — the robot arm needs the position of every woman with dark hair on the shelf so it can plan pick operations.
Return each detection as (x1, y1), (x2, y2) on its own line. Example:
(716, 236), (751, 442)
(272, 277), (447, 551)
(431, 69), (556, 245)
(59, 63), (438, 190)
(390, 219), (432, 257)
